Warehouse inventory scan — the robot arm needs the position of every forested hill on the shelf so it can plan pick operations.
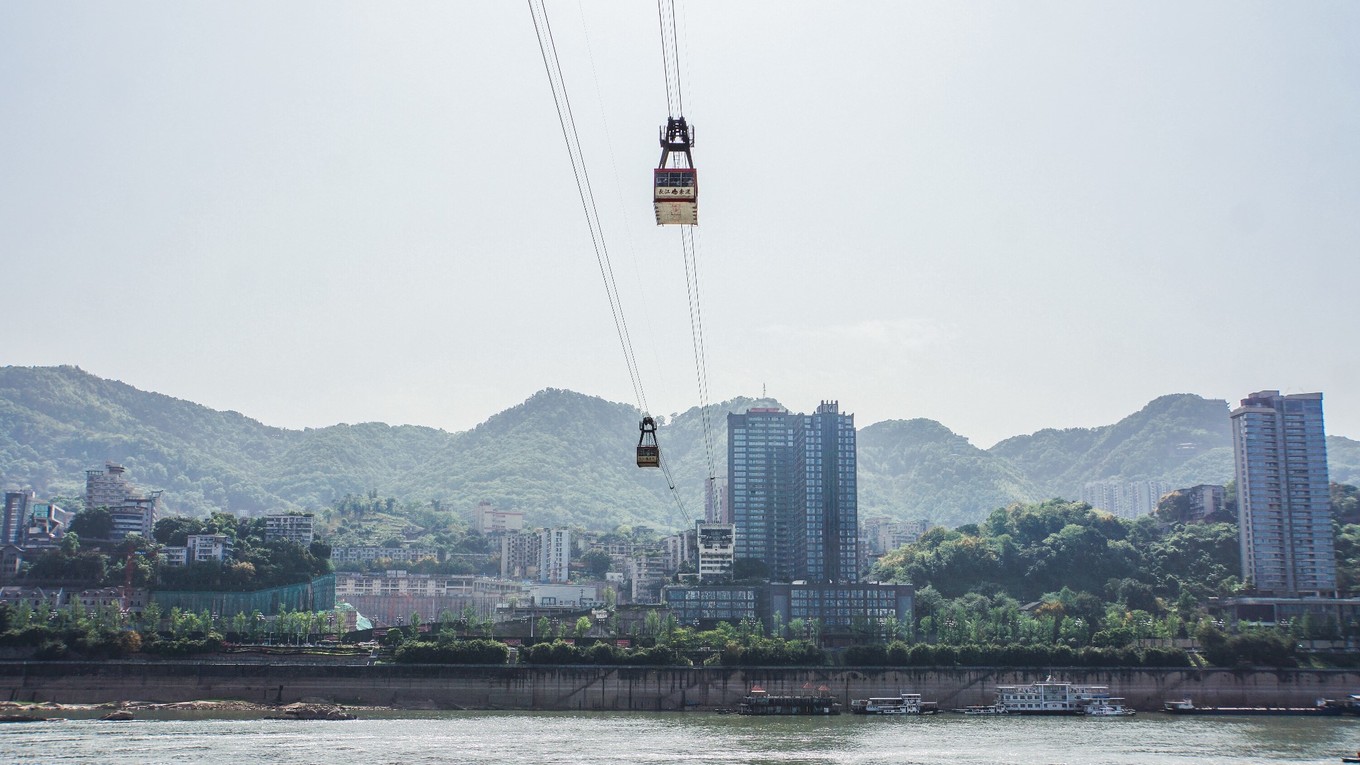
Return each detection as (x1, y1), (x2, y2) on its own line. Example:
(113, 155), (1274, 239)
(2, 366), (1357, 530)
(986, 394), (1236, 500)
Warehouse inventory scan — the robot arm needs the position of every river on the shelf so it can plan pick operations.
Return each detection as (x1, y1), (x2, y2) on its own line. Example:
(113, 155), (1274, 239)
(2, 711), (1357, 764)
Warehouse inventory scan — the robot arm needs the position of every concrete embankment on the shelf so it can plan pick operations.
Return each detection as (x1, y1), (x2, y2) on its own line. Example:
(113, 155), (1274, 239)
(2, 662), (1356, 711)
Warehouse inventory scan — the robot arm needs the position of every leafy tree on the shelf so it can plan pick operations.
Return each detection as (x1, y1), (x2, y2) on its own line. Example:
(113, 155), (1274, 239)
(580, 549), (612, 578)
(69, 508), (114, 541)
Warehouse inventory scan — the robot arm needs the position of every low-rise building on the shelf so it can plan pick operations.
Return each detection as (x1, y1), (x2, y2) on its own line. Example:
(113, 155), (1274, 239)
(663, 581), (915, 634)
(22, 502), (73, 550)
(334, 570), (531, 626)
(264, 513), (315, 546)
(0, 585), (148, 614)
(187, 534), (233, 564)
(529, 583), (605, 608)
(332, 546), (440, 565)
(696, 523), (735, 581)
(159, 546), (189, 567)
(109, 496), (158, 540)
(625, 554), (670, 604)
(475, 502), (525, 535)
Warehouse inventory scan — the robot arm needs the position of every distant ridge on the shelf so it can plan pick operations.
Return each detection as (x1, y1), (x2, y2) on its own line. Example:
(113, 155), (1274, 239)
(1, 366), (1356, 529)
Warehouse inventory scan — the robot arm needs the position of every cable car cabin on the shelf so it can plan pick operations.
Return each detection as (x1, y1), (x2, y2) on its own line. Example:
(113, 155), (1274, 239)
(637, 416), (660, 468)
(654, 168), (697, 226)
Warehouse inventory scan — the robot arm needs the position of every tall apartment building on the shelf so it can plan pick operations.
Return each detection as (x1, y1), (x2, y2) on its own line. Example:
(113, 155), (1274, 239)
(704, 478), (730, 524)
(728, 401), (858, 584)
(84, 464), (158, 539)
(2, 491), (33, 546)
(664, 528), (696, 573)
(85, 463), (134, 512)
(538, 528), (571, 584)
(1231, 390), (1336, 596)
(1080, 480), (1172, 519)
(501, 532), (540, 579)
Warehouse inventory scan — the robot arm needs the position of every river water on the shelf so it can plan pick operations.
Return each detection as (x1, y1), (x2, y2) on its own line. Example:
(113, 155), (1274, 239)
(3, 711), (1357, 765)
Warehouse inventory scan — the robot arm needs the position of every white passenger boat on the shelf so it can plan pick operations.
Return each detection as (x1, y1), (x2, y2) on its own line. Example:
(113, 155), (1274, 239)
(850, 692), (938, 715)
(957, 704), (1008, 715)
(994, 677), (1123, 716)
(1086, 700), (1136, 717)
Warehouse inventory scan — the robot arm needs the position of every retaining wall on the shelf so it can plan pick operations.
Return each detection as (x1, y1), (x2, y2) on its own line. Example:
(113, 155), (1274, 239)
(3, 662), (1357, 711)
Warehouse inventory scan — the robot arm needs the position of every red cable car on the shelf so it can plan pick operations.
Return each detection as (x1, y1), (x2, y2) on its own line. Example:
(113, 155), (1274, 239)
(637, 416), (660, 468)
(654, 117), (696, 226)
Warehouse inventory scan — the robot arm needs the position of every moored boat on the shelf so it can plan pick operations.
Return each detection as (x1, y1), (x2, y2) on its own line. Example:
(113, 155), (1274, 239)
(738, 687), (840, 716)
(994, 677), (1121, 716)
(955, 704), (1008, 715)
(1163, 698), (1343, 716)
(1086, 700), (1136, 717)
(850, 692), (938, 715)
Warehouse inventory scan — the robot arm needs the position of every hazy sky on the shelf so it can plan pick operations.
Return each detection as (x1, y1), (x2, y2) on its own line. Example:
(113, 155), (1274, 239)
(2, 2), (1357, 447)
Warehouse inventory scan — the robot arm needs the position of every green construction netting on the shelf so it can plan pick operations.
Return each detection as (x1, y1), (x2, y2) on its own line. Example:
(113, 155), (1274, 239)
(150, 574), (335, 616)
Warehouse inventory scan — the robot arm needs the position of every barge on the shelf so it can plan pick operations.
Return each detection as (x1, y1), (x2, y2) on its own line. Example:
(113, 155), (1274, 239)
(738, 687), (841, 716)
(1163, 698), (1344, 716)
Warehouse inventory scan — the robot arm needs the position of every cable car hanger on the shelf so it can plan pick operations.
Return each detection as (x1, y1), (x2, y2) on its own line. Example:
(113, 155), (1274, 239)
(654, 116), (696, 226)
(637, 416), (661, 468)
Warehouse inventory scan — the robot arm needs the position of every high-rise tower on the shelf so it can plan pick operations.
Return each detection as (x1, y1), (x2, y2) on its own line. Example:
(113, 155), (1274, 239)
(728, 401), (858, 584)
(728, 407), (796, 579)
(1230, 390), (1336, 596)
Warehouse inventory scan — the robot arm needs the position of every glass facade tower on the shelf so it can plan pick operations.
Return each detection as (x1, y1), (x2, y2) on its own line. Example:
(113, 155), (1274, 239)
(728, 401), (858, 584)
(1230, 390), (1336, 596)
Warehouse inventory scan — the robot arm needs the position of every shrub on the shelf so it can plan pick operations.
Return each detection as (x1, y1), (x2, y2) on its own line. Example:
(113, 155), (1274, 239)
(33, 639), (68, 660)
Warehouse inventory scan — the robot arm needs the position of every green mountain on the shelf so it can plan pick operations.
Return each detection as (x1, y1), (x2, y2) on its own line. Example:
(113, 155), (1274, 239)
(857, 419), (1040, 525)
(1, 366), (1355, 532)
(987, 394), (1236, 499)
(1329, 435), (1360, 487)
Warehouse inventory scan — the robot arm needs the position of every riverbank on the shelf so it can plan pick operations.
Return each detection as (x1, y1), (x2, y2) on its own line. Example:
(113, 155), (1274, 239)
(4, 662), (1358, 712)
(0, 699), (372, 721)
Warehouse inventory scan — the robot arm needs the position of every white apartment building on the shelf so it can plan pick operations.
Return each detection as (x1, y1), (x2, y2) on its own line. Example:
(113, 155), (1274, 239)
(264, 513), (315, 546)
(186, 534), (233, 563)
(474, 502), (525, 535)
(538, 528), (571, 584)
(331, 546), (439, 565)
(1081, 480), (1172, 519)
(696, 522), (735, 581)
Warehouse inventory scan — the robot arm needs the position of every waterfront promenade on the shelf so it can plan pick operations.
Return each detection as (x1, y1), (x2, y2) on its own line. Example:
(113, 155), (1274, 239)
(3, 661), (1356, 711)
